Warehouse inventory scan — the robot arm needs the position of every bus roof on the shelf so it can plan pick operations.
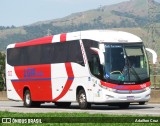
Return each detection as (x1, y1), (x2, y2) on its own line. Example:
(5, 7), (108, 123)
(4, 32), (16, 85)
(80, 30), (142, 43)
(7, 30), (142, 48)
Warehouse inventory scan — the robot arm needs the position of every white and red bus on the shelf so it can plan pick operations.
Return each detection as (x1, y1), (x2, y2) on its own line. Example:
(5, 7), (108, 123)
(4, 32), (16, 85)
(6, 30), (151, 109)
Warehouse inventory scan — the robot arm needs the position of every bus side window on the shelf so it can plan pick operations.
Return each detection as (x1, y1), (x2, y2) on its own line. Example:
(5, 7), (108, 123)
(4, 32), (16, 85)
(89, 54), (103, 79)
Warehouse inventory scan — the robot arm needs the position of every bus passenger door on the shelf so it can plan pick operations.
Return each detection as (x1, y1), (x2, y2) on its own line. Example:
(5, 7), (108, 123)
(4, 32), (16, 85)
(51, 64), (71, 102)
(89, 54), (104, 102)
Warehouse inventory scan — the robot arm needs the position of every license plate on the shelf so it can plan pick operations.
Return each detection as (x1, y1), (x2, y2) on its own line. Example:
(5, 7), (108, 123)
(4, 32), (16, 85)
(127, 96), (135, 100)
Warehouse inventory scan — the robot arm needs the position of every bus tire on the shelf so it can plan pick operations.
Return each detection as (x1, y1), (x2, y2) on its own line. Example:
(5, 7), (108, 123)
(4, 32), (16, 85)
(24, 89), (41, 107)
(139, 102), (145, 105)
(78, 89), (91, 109)
(55, 102), (71, 108)
(24, 89), (32, 107)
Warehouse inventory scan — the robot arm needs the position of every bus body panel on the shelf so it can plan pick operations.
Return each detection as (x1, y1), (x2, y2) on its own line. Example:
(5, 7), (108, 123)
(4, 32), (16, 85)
(94, 85), (151, 103)
(92, 78), (150, 103)
(51, 62), (91, 102)
(10, 64), (52, 101)
(6, 52), (22, 101)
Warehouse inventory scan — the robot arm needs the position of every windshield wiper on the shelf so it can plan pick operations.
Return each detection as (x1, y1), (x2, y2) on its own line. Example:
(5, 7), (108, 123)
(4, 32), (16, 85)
(129, 65), (142, 82)
(123, 48), (142, 82)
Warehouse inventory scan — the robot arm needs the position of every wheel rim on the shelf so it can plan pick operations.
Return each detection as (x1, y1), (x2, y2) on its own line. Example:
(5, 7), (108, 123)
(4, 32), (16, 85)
(79, 93), (86, 105)
(25, 93), (31, 105)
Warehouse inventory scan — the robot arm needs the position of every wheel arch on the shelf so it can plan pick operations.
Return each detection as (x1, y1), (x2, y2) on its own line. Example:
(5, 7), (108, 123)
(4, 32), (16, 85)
(76, 85), (91, 109)
(76, 86), (85, 101)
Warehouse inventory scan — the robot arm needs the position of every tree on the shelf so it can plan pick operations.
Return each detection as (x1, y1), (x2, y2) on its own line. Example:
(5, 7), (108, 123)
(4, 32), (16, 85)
(0, 52), (6, 90)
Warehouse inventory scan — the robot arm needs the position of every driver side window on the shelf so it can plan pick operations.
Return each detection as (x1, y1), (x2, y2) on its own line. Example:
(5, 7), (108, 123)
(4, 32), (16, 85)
(89, 54), (103, 79)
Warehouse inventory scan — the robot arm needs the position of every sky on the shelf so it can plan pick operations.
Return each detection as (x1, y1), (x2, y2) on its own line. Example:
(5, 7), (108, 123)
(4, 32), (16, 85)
(0, 0), (160, 27)
(0, 0), (129, 27)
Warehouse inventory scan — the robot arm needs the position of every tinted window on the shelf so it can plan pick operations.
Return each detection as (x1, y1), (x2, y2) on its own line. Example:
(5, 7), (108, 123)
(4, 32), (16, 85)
(82, 39), (102, 77)
(82, 39), (98, 62)
(7, 40), (84, 66)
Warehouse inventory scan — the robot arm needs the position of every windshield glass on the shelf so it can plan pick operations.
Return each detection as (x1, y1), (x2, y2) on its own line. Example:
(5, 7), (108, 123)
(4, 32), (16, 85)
(104, 43), (149, 84)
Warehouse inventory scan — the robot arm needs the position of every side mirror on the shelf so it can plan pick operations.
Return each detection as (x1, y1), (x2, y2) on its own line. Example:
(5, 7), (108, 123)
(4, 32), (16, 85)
(90, 47), (105, 65)
(145, 48), (157, 64)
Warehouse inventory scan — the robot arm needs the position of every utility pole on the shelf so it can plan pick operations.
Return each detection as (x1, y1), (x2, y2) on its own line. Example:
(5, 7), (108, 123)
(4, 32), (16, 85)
(47, 29), (52, 36)
(147, 0), (156, 50)
(147, 0), (160, 89)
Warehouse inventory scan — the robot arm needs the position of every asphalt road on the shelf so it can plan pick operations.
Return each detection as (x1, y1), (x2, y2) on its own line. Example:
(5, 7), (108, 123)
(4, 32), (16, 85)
(0, 101), (160, 116)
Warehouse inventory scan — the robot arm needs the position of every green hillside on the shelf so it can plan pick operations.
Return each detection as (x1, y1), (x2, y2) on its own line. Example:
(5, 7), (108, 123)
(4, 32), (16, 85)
(0, 0), (160, 54)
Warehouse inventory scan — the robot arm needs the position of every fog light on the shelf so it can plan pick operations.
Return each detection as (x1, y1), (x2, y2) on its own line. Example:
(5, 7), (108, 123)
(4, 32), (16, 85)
(107, 88), (117, 92)
(106, 95), (114, 99)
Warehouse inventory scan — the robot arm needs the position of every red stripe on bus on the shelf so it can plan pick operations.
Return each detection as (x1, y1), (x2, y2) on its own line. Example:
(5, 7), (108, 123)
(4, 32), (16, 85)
(15, 36), (53, 47)
(100, 81), (151, 90)
(60, 33), (67, 42)
(53, 63), (74, 101)
(65, 63), (74, 77)
(12, 64), (52, 101)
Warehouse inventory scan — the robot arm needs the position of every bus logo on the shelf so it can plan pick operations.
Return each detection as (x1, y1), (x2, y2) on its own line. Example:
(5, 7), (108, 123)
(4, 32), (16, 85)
(8, 71), (12, 76)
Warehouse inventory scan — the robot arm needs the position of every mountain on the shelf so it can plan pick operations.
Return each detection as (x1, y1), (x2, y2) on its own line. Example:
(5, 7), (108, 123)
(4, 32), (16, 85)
(32, 0), (149, 27)
(34, 0), (159, 27)
(0, 0), (160, 51)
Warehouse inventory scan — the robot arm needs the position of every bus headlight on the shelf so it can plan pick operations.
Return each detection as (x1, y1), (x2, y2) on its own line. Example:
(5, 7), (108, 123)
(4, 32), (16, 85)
(145, 87), (150, 91)
(99, 84), (117, 92)
(107, 88), (117, 92)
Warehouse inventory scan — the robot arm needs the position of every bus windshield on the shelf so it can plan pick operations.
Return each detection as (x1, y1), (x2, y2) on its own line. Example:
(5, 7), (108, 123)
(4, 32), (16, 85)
(104, 43), (149, 84)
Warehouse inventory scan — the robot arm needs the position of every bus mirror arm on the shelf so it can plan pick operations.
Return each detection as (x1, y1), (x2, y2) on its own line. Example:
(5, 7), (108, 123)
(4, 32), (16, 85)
(145, 48), (157, 64)
(90, 47), (105, 65)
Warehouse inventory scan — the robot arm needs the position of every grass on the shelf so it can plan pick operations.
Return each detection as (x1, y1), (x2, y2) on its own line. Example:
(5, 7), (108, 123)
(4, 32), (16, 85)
(0, 111), (159, 126)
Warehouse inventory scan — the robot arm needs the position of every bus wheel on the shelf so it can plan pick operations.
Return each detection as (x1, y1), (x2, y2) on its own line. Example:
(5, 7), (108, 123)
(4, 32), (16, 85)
(78, 90), (91, 109)
(139, 102), (145, 105)
(24, 89), (40, 107)
(24, 89), (32, 107)
(118, 103), (130, 109)
(55, 102), (71, 108)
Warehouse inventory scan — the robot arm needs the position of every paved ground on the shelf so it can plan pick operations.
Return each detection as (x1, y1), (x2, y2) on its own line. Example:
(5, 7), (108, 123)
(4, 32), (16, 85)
(0, 101), (160, 116)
